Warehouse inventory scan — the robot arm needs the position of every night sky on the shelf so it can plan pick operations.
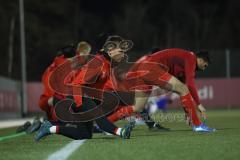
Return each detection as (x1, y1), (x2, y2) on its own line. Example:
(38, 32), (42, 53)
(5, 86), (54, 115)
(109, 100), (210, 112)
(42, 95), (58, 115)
(0, 0), (239, 80)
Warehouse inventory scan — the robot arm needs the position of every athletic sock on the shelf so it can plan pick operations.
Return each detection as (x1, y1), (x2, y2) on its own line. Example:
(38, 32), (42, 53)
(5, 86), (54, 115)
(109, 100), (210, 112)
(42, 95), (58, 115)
(49, 126), (59, 134)
(114, 128), (122, 136)
(107, 106), (134, 122)
(180, 93), (201, 126)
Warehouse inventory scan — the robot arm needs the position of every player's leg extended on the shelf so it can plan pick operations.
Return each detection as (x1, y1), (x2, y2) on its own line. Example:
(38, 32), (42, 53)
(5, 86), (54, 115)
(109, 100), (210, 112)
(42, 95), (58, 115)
(35, 120), (93, 141)
(35, 97), (96, 141)
(166, 76), (216, 132)
(134, 62), (201, 127)
(91, 98), (134, 139)
(166, 76), (202, 126)
(107, 91), (148, 123)
(35, 95), (134, 141)
(135, 63), (201, 126)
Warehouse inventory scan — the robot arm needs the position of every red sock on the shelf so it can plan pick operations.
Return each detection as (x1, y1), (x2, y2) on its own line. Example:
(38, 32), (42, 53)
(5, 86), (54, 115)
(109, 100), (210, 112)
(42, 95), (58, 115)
(108, 106), (134, 122)
(180, 93), (201, 126)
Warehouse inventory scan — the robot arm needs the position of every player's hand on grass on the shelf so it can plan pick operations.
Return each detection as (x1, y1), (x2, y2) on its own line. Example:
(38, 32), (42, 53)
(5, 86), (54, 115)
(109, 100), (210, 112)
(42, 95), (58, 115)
(197, 104), (207, 120)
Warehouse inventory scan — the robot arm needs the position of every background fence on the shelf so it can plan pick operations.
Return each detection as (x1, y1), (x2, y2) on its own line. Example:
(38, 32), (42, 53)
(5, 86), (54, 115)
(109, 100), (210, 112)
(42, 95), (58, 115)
(1, 76), (240, 117)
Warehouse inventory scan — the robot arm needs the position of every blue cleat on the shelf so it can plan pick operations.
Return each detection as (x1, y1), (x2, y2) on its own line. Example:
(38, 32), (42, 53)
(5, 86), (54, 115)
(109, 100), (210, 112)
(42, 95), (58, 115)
(35, 120), (52, 141)
(193, 123), (216, 132)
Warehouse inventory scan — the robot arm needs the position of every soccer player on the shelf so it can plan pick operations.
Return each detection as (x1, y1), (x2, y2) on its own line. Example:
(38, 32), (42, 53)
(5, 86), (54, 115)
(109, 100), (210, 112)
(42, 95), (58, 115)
(35, 36), (135, 141)
(38, 41), (92, 121)
(107, 48), (216, 132)
(16, 43), (82, 134)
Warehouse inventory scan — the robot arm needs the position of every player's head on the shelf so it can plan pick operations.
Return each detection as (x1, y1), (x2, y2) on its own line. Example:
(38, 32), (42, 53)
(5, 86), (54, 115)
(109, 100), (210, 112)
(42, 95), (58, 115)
(103, 35), (133, 62)
(196, 51), (211, 71)
(76, 41), (91, 56)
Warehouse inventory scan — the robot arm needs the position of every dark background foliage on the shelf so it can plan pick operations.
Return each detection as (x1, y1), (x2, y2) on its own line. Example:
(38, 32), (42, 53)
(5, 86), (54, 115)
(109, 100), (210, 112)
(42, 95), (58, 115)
(0, 0), (239, 80)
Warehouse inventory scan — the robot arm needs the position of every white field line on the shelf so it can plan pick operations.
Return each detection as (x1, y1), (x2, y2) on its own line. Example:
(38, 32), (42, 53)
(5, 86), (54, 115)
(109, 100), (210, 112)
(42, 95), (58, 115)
(47, 140), (86, 160)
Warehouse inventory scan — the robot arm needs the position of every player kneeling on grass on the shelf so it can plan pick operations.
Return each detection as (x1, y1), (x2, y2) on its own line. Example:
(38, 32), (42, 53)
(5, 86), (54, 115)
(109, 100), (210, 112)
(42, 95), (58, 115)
(39, 41), (92, 122)
(16, 43), (87, 134)
(35, 35), (136, 141)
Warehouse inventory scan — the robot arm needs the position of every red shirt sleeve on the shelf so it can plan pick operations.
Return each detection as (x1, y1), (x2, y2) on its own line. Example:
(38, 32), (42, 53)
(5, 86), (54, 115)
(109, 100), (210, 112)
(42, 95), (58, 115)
(72, 56), (103, 85)
(184, 53), (200, 105)
(71, 56), (105, 106)
(104, 79), (114, 91)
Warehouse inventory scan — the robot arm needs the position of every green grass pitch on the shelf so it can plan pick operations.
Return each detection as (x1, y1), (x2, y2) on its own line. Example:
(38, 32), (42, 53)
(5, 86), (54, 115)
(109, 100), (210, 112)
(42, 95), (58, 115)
(0, 110), (240, 160)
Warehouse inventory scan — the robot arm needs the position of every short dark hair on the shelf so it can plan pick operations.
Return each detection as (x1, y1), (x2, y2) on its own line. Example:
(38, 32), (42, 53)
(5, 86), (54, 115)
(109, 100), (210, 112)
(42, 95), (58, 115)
(105, 35), (124, 43)
(196, 51), (211, 64)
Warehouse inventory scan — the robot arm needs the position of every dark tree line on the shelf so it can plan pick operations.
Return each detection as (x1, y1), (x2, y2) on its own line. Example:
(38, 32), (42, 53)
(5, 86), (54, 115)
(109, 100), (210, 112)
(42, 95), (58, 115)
(0, 0), (239, 80)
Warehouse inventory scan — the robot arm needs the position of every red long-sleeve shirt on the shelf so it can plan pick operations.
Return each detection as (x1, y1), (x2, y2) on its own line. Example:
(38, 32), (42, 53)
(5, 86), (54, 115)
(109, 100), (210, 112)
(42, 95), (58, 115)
(39, 56), (66, 112)
(71, 53), (111, 106)
(141, 48), (200, 105)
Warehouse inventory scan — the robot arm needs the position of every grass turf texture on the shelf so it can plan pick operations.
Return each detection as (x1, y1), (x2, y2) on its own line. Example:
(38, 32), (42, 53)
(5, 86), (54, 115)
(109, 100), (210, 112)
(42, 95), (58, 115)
(0, 110), (240, 160)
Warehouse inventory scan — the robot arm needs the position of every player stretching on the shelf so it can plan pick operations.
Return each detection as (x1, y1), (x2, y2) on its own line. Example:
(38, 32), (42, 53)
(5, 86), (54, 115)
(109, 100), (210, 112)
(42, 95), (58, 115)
(108, 48), (216, 132)
(35, 36), (135, 141)
(39, 41), (91, 121)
